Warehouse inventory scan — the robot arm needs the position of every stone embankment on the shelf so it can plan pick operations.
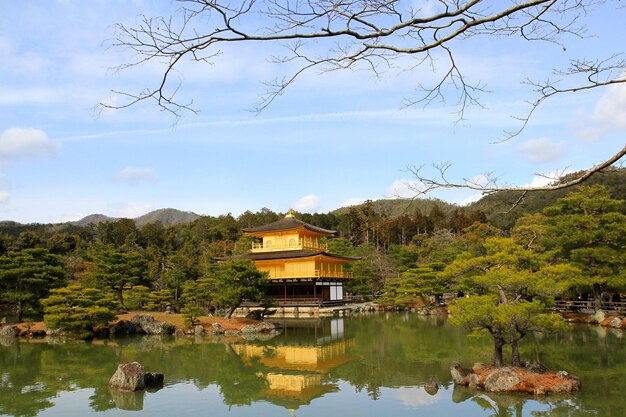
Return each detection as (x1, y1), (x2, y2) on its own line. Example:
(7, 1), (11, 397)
(235, 302), (450, 318)
(179, 320), (280, 339)
(451, 362), (581, 395)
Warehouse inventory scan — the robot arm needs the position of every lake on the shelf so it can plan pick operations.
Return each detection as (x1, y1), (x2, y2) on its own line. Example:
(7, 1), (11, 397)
(1, 313), (624, 417)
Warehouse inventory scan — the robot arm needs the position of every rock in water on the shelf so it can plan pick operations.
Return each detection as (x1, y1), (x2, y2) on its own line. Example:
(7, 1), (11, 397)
(450, 361), (474, 385)
(0, 325), (19, 338)
(110, 362), (146, 392)
(144, 372), (164, 389)
(424, 378), (439, 395)
(483, 368), (521, 392)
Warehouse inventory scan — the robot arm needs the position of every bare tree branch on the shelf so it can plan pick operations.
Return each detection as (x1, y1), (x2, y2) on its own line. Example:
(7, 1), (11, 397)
(104, 0), (626, 198)
(104, 0), (609, 118)
(407, 143), (626, 196)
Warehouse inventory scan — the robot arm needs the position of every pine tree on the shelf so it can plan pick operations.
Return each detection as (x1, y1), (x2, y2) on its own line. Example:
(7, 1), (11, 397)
(0, 248), (66, 322)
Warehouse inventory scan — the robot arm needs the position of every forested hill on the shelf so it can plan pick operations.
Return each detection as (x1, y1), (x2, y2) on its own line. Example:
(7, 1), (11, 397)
(1, 168), (623, 238)
(470, 168), (626, 229)
(70, 208), (200, 228)
(331, 198), (458, 218)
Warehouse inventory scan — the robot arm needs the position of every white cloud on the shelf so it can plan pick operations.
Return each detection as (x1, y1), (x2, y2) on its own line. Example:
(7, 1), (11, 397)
(523, 169), (573, 188)
(459, 193), (483, 206)
(116, 203), (153, 219)
(395, 387), (441, 408)
(0, 127), (59, 161)
(574, 82), (626, 140)
(117, 167), (156, 184)
(0, 190), (8, 205)
(338, 197), (367, 208)
(517, 138), (565, 163)
(387, 179), (426, 198)
(413, 0), (442, 17)
(293, 194), (320, 212)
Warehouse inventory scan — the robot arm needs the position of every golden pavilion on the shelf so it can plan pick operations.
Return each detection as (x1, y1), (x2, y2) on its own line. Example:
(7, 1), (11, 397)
(219, 210), (359, 306)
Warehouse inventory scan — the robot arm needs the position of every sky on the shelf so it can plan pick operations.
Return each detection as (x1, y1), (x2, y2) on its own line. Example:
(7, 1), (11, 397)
(1, 0), (625, 224)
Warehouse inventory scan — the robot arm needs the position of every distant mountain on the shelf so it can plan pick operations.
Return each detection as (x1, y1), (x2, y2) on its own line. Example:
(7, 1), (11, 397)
(72, 208), (200, 228)
(135, 208), (200, 227)
(71, 214), (118, 227)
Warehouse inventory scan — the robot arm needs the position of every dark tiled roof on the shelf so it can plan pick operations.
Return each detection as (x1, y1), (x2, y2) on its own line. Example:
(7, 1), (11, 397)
(214, 250), (360, 262)
(243, 217), (336, 236)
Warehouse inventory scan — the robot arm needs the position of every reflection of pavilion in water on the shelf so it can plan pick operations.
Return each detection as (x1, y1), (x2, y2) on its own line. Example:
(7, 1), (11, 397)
(232, 317), (353, 412)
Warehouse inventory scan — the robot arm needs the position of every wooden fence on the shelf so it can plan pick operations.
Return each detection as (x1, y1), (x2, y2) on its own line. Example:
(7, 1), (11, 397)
(553, 299), (626, 313)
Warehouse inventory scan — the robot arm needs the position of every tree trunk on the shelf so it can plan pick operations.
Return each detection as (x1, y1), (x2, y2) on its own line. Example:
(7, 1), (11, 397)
(224, 305), (238, 319)
(592, 282), (602, 311)
(510, 324), (522, 367)
(16, 299), (23, 323)
(492, 330), (505, 367)
(116, 287), (124, 308)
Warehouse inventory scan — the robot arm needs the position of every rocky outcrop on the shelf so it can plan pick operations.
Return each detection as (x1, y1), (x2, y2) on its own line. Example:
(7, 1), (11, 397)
(131, 314), (175, 335)
(111, 314), (175, 336)
(0, 325), (19, 338)
(451, 362), (474, 384)
(483, 368), (521, 392)
(110, 362), (146, 391)
(451, 362), (580, 395)
(240, 321), (277, 334)
(109, 362), (164, 392)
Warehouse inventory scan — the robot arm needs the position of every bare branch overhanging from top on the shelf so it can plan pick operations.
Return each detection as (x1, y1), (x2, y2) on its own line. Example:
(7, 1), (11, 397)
(103, 0), (626, 199)
(105, 0), (623, 117)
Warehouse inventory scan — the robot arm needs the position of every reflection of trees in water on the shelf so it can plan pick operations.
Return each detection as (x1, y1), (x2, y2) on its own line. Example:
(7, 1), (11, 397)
(331, 314), (490, 396)
(0, 340), (117, 416)
(1, 316), (625, 415)
(520, 325), (626, 417)
(453, 384), (599, 417)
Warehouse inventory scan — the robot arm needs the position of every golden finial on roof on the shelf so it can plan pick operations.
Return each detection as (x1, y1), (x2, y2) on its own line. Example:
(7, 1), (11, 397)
(285, 208), (296, 218)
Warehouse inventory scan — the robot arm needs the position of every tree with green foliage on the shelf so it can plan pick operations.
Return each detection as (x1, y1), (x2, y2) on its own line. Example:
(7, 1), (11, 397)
(180, 277), (214, 326)
(96, 218), (139, 247)
(348, 243), (394, 299)
(145, 289), (174, 312)
(542, 185), (626, 309)
(381, 263), (451, 308)
(445, 237), (580, 367)
(209, 259), (268, 319)
(124, 285), (152, 310)
(87, 246), (148, 307)
(0, 248), (66, 322)
(42, 284), (118, 339)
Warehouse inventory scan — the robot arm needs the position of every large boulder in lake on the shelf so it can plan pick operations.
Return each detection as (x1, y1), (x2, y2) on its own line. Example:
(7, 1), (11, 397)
(109, 362), (164, 392)
(483, 368), (521, 392)
(110, 362), (146, 391)
(450, 361), (474, 385)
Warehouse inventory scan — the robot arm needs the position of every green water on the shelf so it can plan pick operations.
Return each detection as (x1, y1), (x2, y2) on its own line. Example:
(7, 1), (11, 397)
(1, 313), (624, 417)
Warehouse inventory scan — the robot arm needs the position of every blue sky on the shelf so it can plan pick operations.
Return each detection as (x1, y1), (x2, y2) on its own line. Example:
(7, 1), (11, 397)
(1, 1), (624, 223)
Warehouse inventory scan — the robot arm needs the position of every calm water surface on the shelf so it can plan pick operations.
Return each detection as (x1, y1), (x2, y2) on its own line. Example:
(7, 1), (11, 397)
(1, 313), (624, 417)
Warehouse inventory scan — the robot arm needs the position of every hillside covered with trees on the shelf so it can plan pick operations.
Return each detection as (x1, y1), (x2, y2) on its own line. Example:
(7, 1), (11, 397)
(1, 169), (624, 346)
